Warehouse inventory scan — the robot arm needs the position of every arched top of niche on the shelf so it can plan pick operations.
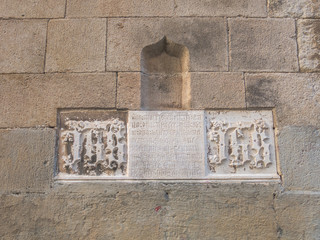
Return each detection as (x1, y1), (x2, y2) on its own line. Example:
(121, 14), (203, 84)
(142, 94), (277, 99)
(141, 36), (190, 74)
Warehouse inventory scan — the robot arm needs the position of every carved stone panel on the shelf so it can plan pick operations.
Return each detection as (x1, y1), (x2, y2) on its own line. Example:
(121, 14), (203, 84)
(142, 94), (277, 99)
(128, 111), (206, 179)
(57, 110), (278, 180)
(58, 110), (127, 177)
(206, 111), (278, 178)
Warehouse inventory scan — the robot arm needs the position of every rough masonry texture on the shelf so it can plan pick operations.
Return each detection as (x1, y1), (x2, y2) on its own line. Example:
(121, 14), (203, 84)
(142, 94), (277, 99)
(0, 0), (320, 239)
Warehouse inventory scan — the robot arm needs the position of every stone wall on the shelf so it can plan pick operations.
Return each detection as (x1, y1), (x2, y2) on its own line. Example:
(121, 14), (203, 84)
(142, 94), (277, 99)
(0, 0), (319, 239)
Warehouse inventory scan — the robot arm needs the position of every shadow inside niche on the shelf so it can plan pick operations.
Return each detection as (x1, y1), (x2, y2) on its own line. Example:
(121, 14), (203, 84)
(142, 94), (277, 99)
(140, 36), (191, 110)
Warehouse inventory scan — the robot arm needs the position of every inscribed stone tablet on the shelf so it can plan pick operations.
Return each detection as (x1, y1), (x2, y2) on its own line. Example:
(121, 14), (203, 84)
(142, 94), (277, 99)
(128, 111), (206, 179)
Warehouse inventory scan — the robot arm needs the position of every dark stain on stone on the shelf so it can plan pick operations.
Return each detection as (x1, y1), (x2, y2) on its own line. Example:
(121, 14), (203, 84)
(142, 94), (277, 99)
(164, 191), (169, 201)
(277, 227), (283, 238)
(269, 0), (283, 12)
(311, 22), (320, 69)
(246, 77), (276, 107)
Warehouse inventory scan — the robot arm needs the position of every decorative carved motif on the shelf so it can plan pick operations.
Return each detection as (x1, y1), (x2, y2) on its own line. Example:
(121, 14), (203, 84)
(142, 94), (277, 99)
(207, 114), (273, 173)
(60, 119), (126, 176)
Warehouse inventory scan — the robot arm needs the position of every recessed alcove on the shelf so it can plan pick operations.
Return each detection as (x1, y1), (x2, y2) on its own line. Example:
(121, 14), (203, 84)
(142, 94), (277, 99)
(140, 36), (191, 110)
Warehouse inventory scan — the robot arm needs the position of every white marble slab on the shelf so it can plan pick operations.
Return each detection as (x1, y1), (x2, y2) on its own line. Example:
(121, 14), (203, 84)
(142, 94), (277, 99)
(128, 111), (206, 179)
(56, 110), (279, 181)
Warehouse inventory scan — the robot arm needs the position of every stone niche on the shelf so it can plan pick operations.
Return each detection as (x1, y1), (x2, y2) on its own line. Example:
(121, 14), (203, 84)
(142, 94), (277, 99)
(140, 36), (191, 110)
(56, 110), (279, 180)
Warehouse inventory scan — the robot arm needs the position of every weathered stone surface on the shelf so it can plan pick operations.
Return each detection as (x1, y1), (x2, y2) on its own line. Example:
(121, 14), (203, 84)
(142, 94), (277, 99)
(0, 20), (47, 73)
(278, 126), (320, 191)
(46, 19), (106, 73)
(275, 192), (320, 239)
(245, 73), (320, 128)
(0, 73), (116, 128)
(174, 0), (267, 17)
(298, 20), (320, 72)
(0, 0), (65, 18)
(206, 111), (278, 179)
(141, 74), (189, 110)
(128, 111), (205, 179)
(269, 0), (320, 18)
(117, 72), (141, 109)
(191, 72), (245, 109)
(0, 129), (55, 193)
(0, 182), (280, 239)
(58, 110), (127, 178)
(67, 0), (174, 17)
(229, 18), (298, 72)
(107, 18), (227, 71)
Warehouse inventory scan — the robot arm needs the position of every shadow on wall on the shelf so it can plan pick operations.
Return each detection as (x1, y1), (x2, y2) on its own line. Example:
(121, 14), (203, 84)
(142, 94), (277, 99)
(140, 36), (191, 110)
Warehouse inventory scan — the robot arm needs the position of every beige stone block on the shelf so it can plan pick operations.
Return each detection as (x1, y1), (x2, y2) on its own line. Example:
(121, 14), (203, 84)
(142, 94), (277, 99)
(67, 0), (174, 17)
(0, 0), (65, 18)
(278, 126), (320, 191)
(298, 20), (320, 72)
(269, 0), (320, 18)
(46, 19), (106, 73)
(0, 129), (55, 193)
(190, 72), (245, 109)
(174, 0), (266, 17)
(229, 18), (298, 72)
(0, 73), (116, 128)
(107, 18), (227, 72)
(275, 192), (320, 239)
(117, 72), (141, 109)
(0, 183), (279, 239)
(245, 73), (320, 128)
(0, 20), (47, 73)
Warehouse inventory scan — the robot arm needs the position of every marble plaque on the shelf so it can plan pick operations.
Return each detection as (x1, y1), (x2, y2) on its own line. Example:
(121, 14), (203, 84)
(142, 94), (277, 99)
(57, 110), (128, 178)
(56, 110), (279, 181)
(128, 111), (206, 179)
(206, 111), (278, 178)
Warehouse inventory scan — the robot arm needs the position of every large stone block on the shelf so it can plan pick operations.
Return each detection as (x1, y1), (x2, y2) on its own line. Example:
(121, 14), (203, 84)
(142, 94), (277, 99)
(0, 20), (47, 73)
(174, 0), (267, 17)
(0, 0), (65, 18)
(117, 72), (141, 109)
(269, 0), (320, 18)
(229, 18), (298, 72)
(107, 18), (227, 72)
(117, 72), (246, 110)
(191, 72), (245, 109)
(275, 192), (320, 240)
(0, 129), (55, 193)
(0, 73), (116, 128)
(67, 0), (174, 17)
(245, 73), (320, 128)
(278, 126), (320, 191)
(298, 20), (320, 72)
(0, 182), (280, 239)
(46, 19), (106, 73)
